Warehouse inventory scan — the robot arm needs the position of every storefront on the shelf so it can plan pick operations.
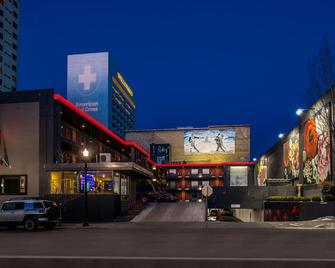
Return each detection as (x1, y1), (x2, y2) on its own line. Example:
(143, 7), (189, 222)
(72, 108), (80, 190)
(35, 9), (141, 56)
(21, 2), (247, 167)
(0, 89), (154, 221)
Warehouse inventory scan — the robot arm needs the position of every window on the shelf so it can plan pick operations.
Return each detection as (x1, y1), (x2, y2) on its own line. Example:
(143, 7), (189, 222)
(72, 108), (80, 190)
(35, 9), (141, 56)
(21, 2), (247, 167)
(202, 181), (209, 186)
(33, 202), (43, 209)
(169, 181), (176, 189)
(202, 168), (210, 175)
(191, 181), (198, 188)
(12, 21), (18, 30)
(168, 169), (176, 175)
(191, 169), (198, 175)
(2, 202), (15, 211)
(14, 202), (24, 210)
(0, 175), (27, 195)
(12, 43), (17, 50)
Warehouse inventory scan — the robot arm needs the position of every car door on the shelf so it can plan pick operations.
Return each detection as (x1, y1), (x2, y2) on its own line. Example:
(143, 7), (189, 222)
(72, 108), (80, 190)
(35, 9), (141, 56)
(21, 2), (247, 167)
(0, 202), (16, 222)
(12, 202), (25, 222)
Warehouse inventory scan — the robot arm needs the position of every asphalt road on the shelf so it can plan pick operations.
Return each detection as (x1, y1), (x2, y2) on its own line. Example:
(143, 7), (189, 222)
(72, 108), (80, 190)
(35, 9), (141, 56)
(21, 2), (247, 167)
(132, 202), (206, 222)
(1, 222), (335, 268)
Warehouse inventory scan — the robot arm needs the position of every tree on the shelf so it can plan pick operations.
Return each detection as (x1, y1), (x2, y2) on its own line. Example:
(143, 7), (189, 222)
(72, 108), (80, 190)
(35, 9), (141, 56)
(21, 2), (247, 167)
(306, 36), (335, 104)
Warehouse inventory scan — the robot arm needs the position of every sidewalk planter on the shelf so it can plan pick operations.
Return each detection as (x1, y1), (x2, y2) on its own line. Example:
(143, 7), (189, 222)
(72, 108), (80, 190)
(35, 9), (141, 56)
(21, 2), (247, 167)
(264, 201), (335, 221)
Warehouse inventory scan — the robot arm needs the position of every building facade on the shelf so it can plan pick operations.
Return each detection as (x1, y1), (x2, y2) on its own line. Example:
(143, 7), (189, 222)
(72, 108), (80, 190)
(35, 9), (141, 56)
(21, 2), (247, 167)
(0, 90), (151, 221)
(67, 52), (135, 138)
(255, 88), (335, 197)
(0, 0), (19, 92)
(126, 126), (255, 202)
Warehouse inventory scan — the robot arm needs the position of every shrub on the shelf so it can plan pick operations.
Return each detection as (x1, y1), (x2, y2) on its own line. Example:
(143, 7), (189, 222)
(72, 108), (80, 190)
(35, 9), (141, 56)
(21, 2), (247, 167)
(266, 196), (311, 202)
(311, 196), (322, 202)
(323, 195), (335, 202)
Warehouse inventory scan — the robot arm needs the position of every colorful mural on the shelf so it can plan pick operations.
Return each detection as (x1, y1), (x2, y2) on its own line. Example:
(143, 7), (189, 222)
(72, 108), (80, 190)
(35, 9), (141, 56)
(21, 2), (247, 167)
(283, 129), (299, 179)
(303, 107), (331, 184)
(257, 156), (267, 186)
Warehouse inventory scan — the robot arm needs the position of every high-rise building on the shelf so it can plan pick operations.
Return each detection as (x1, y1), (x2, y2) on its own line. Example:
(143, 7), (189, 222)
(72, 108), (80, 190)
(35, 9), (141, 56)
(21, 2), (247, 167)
(67, 52), (135, 138)
(0, 0), (19, 92)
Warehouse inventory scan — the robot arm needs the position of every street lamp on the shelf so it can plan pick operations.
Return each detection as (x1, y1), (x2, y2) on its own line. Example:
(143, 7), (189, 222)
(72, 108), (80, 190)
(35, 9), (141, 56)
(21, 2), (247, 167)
(82, 147), (89, 227)
(278, 133), (285, 139)
(296, 108), (306, 116)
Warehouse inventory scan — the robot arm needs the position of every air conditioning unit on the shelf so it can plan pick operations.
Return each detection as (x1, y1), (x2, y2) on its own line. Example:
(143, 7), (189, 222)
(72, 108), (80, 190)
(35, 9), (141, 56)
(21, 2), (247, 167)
(99, 153), (111, 163)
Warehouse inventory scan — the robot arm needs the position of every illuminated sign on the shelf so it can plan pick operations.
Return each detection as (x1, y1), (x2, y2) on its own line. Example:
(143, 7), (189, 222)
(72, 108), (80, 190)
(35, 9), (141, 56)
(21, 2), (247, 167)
(117, 72), (133, 97)
(67, 52), (109, 126)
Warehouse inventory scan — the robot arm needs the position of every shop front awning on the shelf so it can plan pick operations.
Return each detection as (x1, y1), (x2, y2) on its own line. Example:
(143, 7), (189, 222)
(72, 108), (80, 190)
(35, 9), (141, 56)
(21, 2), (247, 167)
(44, 162), (153, 178)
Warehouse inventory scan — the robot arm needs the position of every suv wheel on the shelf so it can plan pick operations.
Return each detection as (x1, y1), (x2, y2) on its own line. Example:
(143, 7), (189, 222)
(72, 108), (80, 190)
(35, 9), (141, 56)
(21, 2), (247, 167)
(23, 218), (38, 231)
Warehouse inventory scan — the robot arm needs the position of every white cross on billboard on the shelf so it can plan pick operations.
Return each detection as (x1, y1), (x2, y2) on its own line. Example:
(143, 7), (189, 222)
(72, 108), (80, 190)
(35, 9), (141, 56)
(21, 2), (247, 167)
(78, 64), (97, 90)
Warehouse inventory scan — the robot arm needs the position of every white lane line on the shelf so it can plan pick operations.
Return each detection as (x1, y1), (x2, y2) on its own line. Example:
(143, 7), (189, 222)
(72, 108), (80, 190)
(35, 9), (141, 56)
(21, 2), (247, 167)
(0, 256), (334, 262)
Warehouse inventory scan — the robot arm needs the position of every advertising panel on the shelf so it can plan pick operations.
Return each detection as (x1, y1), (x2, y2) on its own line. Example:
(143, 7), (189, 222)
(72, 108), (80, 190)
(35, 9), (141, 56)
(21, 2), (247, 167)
(184, 129), (235, 154)
(230, 166), (248, 186)
(150, 144), (170, 164)
(67, 52), (109, 127)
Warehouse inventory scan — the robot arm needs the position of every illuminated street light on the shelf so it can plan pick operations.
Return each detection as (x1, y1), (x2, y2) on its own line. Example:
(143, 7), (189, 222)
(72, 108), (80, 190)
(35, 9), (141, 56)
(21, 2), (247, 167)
(252, 158), (257, 162)
(296, 108), (307, 116)
(82, 147), (90, 227)
(278, 133), (285, 139)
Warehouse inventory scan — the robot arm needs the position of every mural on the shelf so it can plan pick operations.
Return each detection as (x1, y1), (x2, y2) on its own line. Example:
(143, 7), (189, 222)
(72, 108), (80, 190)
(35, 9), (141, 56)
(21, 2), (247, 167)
(303, 107), (331, 184)
(184, 129), (235, 155)
(257, 156), (267, 186)
(283, 129), (299, 179)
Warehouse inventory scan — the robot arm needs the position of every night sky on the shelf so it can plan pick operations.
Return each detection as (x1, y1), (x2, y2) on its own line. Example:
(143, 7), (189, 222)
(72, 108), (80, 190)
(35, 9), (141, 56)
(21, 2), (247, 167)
(18, 0), (335, 159)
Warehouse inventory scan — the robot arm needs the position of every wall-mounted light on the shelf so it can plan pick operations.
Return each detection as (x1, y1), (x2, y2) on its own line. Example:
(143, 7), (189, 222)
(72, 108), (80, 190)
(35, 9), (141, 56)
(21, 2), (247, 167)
(296, 108), (307, 116)
(278, 133), (285, 139)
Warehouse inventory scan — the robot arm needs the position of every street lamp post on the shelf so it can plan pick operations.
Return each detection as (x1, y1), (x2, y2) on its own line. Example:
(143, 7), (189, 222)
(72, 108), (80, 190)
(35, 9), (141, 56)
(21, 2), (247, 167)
(82, 148), (89, 227)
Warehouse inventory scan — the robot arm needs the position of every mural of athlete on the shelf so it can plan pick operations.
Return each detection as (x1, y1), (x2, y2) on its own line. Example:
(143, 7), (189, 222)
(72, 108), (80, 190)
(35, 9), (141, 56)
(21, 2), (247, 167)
(215, 133), (226, 152)
(189, 134), (200, 153)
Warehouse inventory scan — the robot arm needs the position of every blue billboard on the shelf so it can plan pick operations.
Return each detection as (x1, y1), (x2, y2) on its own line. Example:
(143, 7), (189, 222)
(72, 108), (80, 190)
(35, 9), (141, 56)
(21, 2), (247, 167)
(67, 52), (109, 126)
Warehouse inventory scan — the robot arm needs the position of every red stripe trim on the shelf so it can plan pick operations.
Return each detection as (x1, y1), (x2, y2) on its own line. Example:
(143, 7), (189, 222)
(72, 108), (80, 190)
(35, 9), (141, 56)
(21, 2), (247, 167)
(53, 94), (150, 158)
(156, 162), (255, 168)
(53, 94), (255, 169)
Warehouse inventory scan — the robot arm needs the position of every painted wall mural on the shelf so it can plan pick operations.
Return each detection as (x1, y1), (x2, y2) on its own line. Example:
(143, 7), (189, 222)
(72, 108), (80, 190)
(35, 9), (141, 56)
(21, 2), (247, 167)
(184, 129), (236, 155)
(303, 107), (331, 184)
(257, 156), (267, 186)
(283, 129), (299, 180)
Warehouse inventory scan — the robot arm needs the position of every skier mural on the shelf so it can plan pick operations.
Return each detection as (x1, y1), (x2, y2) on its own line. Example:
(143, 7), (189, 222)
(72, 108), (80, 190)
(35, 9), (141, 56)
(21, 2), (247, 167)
(184, 129), (236, 155)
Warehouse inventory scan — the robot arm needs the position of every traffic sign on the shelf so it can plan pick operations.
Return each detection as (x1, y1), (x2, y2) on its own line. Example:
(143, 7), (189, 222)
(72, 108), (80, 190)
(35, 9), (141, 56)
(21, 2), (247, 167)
(202, 185), (213, 197)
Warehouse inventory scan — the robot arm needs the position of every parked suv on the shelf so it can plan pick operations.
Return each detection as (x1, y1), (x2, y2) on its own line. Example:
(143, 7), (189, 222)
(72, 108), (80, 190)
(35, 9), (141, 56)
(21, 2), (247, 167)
(0, 199), (61, 231)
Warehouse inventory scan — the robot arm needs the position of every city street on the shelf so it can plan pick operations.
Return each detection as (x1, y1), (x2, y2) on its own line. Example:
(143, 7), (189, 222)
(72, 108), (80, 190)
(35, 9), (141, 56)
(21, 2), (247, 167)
(1, 222), (335, 268)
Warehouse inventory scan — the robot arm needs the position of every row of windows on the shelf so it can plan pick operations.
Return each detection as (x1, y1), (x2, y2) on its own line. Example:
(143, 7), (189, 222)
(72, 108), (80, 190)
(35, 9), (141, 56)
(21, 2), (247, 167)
(167, 168), (224, 177)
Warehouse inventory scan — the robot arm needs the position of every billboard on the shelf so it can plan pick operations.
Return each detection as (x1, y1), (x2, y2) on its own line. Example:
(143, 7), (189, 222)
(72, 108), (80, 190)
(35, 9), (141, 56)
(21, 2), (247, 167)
(184, 129), (235, 154)
(150, 144), (170, 164)
(67, 52), (109, 127)
(230, 166), (248, 187)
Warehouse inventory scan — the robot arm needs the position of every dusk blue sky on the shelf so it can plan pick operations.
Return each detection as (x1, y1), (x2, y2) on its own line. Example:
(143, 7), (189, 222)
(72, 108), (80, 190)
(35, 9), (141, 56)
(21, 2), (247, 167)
(18, 0), (335, 159)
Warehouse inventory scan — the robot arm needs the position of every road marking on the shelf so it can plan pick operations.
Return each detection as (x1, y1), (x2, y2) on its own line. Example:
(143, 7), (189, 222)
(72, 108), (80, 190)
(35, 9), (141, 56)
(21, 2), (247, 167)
(0, 256), (334, 262)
